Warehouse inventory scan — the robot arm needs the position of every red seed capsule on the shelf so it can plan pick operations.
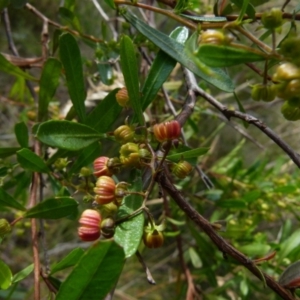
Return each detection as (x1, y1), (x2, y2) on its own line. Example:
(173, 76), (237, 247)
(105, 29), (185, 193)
(153, 120), (181, 143)
(78, 209), (101, 241)
(93, 156), (113, 177)
(94, 176), (116, 204)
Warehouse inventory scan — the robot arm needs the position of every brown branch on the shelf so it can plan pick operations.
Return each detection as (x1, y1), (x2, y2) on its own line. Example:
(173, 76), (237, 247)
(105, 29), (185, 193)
(29, 142), (41, 300)
(158, 173), (295, 300)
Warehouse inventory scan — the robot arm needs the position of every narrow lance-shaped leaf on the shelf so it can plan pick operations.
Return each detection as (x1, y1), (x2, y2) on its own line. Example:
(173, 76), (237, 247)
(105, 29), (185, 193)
(12, 264), (34, 284)
(0, 147), (21, 159)
(56, 241), (125, 300)
(59, 33), (86, 122)
(38, 58), (62, 122)
(0, 53), (38, 81)
(140, 27), (188, 116)
(122, 11), (235, 93)
(86, 89), (122, 132)
(120, 35), (144, 125)
(196, 44), (267, 68)
(36, 120), (104, 151)
(17, 148), (50, 173)
(0, 188), (26, 211)
(114, 170), (144, 258)
(14, 122), (29, 148)
(24, 197), (78, 219)
(167, 147), (209, 163)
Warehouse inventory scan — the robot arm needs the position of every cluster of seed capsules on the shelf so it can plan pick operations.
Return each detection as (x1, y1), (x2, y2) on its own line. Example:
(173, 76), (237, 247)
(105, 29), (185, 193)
(78, 117), (193, 248)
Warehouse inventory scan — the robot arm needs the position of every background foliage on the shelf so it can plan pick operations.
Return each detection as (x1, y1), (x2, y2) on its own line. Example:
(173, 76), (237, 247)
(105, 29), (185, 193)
(1, 0), (300, 299)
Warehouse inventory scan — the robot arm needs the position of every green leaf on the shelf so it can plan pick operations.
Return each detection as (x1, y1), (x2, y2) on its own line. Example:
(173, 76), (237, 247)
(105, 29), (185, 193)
(12, 264), (34, 284)
(120, 35), (144, 126)
(238, 243), (270, 257)
(36, 120), (103, 151)
(0, 0), (10, 11)
(86, 89), (122, 132)
(278, 229), (300, 262)
(180, 14), (227, 22)
(196, 44), (267, 67)
(0, 188), (26, 211)
(231, 0), (256, 21)
(38, 58), (62, 122)
(17, 148), (49, 173)
(0, 53), (38, 81)
(188, 247), (202, 268)
(10, 0), (26, 8)
(51, 248), (85, 275)
(167, 147), (209, 163)
(122, 11), (234, 92)
(103, 0), (115, 9)
(59, 33), (86, 122)
(216, 199), (247, 208)
(0, 147), (21, 159)
(0, 260), (12, 290)
(58, 7), (81, 32)
(14, 122), (29, 148)
(140, 27), (187, 115)
(115, 171), (144, 258)
(56, 241), (124, 300)
(69, 142), (101, 174)
(24, 197), (78, 219)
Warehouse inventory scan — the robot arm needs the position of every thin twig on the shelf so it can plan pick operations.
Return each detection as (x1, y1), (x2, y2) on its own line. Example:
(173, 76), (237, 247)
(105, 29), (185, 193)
(29, 142), (41, 300)
(25, 3), (103, 43)
(136, 251), (156, 285)
(184, 70), (300, 169)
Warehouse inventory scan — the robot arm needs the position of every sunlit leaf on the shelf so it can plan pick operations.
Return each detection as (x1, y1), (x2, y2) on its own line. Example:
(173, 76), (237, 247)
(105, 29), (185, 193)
(0, 260), (12, 289)
(122, 11), (235, 92)
(35, 120), (103, 151)
(12, 264), (34, 283)
(196, 44), (267, 67)
(115, 170), (144, 258)
(0, 53), (37, 81)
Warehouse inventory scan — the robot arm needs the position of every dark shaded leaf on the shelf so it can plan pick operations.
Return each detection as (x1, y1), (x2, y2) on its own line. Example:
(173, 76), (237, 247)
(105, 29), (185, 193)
(0, 187), (26, 211)
(59, 33), (86, 122)
(51, 248), (85, 275)
(38, 58), (62, 122)
(86, 89), (122, 132)
(17, 148), (49, 173)
(56, 241), (124, 300)
(120, 35), (144, 125)
(14, 122), (29, 148)
(0, 147), (21, 158)
(24, 197), (78, 219)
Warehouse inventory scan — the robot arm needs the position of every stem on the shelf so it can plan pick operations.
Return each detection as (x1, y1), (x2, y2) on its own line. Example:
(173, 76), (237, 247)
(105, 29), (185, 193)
(29, 143), (41, 300)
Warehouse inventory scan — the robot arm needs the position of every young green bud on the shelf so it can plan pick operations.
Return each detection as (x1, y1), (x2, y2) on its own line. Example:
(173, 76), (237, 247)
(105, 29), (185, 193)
(261, 8), (283, 29)
(251, 84), (276, 102)
(171, 160), (193, 179)
(143, 229), (164, 248)
(114, 125), (135, 144)
(101, 217), (115, 239)
(200, 30), (227, 45)
(0, 219), (11, 237)
(281, 101), (300, 121)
